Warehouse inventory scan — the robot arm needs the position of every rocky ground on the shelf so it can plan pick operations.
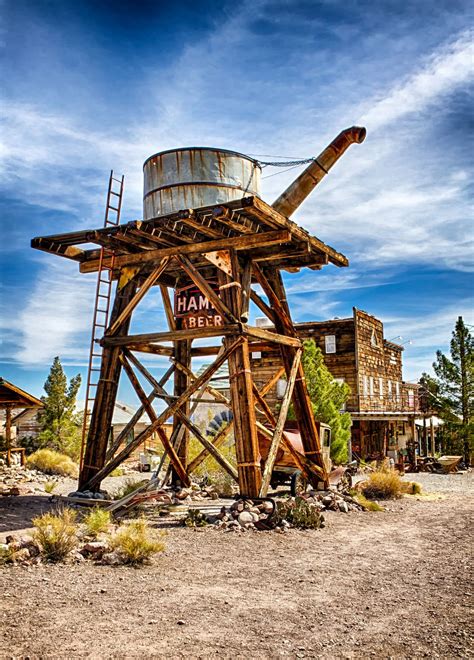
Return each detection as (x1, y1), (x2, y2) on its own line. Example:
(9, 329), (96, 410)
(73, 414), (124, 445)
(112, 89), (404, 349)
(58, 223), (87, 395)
(0, 471), (473, 659)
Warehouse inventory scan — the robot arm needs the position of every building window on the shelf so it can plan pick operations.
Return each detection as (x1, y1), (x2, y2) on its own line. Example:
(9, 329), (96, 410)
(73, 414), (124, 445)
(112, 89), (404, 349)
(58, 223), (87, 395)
(395, 382), (400, 398)
(371, 329), (378, 347)
(325, 335), (336, 354)
(388, 380), (392, 396)
(369, 376), (374, 395)
(379, 377), (383, 397)
(362, 375), (368, 395)
(408, 389), (414, 408)
(276, 379), (287, 400)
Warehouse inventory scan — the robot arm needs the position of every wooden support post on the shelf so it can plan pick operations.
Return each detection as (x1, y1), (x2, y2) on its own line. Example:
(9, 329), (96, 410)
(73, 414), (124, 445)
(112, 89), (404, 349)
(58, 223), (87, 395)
(187, 367), (284, 475)
(218, 254), (262, 497)
(79, 274), (139, 490)
(106, 258), (170, 336)
(430, 416), (435, 456)
(173, 324), (191, 485)
(81, 338), (244, 491)
(123, 349), (237, 481)
(259, 348), (302, 496)
(105, 363), (174, 461)
(258, 266), (327, 486)
(119, 353), (190, 485)
(5, 405), (12, 468)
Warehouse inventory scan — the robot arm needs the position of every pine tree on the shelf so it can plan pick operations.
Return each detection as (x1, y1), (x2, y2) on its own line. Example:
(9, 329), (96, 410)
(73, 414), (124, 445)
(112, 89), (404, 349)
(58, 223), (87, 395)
(432, 316), (473, 464)
(289, 339), (352, 464)
(38, 357), (82, 457)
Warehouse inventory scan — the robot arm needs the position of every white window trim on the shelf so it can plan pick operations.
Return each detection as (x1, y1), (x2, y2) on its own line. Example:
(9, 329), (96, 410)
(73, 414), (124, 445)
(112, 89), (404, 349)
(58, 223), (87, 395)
(325, 334), (336, 354)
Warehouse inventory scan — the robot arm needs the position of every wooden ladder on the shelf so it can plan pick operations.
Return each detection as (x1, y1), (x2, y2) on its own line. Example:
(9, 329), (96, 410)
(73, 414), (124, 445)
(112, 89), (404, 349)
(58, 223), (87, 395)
(80, 171), (124, 470)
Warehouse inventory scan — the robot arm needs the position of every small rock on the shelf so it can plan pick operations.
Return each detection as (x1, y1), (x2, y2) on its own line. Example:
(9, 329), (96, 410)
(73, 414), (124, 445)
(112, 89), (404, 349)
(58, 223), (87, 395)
(177, 620), (186, 625)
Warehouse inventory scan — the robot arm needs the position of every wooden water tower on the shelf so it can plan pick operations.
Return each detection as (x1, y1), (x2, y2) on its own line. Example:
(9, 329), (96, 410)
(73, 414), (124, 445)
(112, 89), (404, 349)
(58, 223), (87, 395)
(31, 127), (366, 497)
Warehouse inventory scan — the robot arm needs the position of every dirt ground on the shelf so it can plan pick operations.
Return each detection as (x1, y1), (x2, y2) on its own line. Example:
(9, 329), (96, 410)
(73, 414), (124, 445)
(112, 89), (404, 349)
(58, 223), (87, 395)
(1, 473), (473, 659)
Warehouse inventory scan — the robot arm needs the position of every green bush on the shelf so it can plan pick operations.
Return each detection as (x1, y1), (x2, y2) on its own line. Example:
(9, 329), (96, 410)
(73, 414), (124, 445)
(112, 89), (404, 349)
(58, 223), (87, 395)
(83, 508), (111, 537)
(110, 518), (165, 565)
(354, 493), (385, 511)
(275, 497), (324, 529)
(32, 508), (78, 561)
(27, 449), (78, 477)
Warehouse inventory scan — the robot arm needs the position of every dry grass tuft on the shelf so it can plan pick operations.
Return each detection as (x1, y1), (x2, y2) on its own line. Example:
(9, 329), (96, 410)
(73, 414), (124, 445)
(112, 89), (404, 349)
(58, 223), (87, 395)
(32, 508), (78, 561)
(110, 518), (165, 565)
(27, 449), (78, 477)
(354, 493), (385, 511)
(401, 481), (422, 495)
(361, 469), (402, 500)
(83, 508), (112, 538)
(113, 478), (149, 500)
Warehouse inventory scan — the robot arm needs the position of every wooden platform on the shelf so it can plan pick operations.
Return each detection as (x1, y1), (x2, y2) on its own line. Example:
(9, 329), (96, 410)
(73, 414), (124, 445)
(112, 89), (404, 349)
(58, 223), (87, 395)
(31, 195), (348, 280)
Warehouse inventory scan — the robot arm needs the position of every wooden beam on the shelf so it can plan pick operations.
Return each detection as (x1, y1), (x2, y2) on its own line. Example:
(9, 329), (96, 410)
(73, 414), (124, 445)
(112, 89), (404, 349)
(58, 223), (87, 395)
(250, 290), (275, 324)
(177, 254), (238, 324)
(101, 324), (240, 347)
(82, 336), (245, 491)
(127, 343), (174, 357)
(243, 325), (301, 348)
(160, 285), (176, 331)
(119, 353), (190, 485)
(79, 230), (291, 273)
(259, 348), (302, 496)
(106, 258), (170, 336)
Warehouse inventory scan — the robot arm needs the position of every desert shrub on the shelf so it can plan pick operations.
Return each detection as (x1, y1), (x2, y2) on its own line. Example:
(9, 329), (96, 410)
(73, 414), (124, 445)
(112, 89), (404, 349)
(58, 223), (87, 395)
(110, 467), (125, 477)
(354, 493), (385, 511)
(0, 545), (16, 565)
(110, 518), (165, 565)
(26, 449), (78, 477)
(32, 508), (78, 561)
(401, 481), (422, 495)
(113, 478), (149, 500)
(184, 509), (208, 527)
(83, 508), (111, 537)
(44, 481), (57, 494)
(361, 469), (402, 500)
(275, 497), (324, 529)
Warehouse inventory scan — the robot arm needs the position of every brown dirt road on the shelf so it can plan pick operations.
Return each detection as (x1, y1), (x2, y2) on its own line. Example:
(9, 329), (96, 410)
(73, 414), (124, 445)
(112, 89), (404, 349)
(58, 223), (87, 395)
(1, 474), (473, 659)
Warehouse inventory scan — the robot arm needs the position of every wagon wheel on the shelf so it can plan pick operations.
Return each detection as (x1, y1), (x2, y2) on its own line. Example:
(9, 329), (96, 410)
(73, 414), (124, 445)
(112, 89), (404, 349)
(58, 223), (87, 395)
(290, 470), (309, 497)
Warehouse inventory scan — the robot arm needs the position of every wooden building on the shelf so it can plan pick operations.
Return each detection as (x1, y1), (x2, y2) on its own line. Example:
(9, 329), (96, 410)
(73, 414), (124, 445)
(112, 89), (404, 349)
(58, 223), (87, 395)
(0, 378), (43, 466)
(251, 308), (420, 462)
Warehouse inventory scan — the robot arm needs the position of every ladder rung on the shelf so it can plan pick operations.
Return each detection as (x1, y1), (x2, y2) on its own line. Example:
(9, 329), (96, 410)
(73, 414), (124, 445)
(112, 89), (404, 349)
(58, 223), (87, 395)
(90, 368), (101, 372)
(108, 206), (119, 212)
(98, 294), (109, 299)
(96, 308), (108, 314)
(110, 191), (121, 197)
(95, 323), (106, 328)
(111, 177), (123, 183)
(92, 352), (102, 357)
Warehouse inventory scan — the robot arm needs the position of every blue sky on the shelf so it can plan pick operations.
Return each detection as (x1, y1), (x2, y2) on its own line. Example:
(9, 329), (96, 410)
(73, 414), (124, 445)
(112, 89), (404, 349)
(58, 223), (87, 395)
(1, 0), (473, 404)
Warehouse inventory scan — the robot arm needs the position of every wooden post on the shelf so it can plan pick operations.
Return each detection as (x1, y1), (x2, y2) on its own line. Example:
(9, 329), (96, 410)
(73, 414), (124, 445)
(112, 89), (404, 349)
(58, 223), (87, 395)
(173, 331), (191, 485)
(5, 405), (12, 468)
(430, 416), (435, 456)
(258, 266), (327, 485)
(79, 273), (139, 490)
(218, 255), (262, 496)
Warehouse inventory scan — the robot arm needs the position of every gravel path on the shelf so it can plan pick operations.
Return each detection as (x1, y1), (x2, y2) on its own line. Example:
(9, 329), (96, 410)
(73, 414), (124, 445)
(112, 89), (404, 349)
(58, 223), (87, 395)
(1, 471), (473, 659)
(402, 470), (474, 495)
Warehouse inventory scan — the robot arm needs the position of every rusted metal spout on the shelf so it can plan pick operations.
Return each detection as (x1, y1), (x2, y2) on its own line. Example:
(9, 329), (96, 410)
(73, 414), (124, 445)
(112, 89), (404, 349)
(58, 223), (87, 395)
(272, 126), (366, 217)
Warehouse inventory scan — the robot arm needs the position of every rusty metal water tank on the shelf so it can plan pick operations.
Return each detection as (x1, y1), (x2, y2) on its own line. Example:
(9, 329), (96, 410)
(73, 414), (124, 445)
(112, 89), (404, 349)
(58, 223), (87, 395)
(143, 147), (261, 219)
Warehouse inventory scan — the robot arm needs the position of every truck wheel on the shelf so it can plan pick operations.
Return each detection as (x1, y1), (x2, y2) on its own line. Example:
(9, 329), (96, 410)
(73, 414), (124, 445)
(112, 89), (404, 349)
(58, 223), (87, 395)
(291, 471), (308, 497)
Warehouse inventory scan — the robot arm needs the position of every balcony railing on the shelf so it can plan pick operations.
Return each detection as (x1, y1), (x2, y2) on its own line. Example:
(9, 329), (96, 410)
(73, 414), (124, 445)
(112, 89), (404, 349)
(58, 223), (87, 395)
(346, 389), (419, 414)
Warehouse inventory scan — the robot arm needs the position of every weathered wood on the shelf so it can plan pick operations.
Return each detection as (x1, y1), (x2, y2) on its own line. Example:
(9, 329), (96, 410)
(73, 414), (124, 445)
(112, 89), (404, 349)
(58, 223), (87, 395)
(101, 324), (240, 347)
(127, 343), (174, 357)
(82, 337), (244, 491)
(160, 285), (176, 331)
(79, 230), (291, 273)
(243, 325), (301, 348)
(106, 258), (170, 336)
(259, 348), (302, 496)
(119, 353), (190, 485)
(172, 322), (190, 484)
(177, 254), (238, 324)
(79, 274), (139, 489)
(262, 267), (326, 484)
(186, 367), (284, 474)
(5, 405), (12, 467)
(105, 363), (174, 461)
(250, 290), (275, 324)
(123, 349), (238, 481)
(219, 264), (262, 497)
